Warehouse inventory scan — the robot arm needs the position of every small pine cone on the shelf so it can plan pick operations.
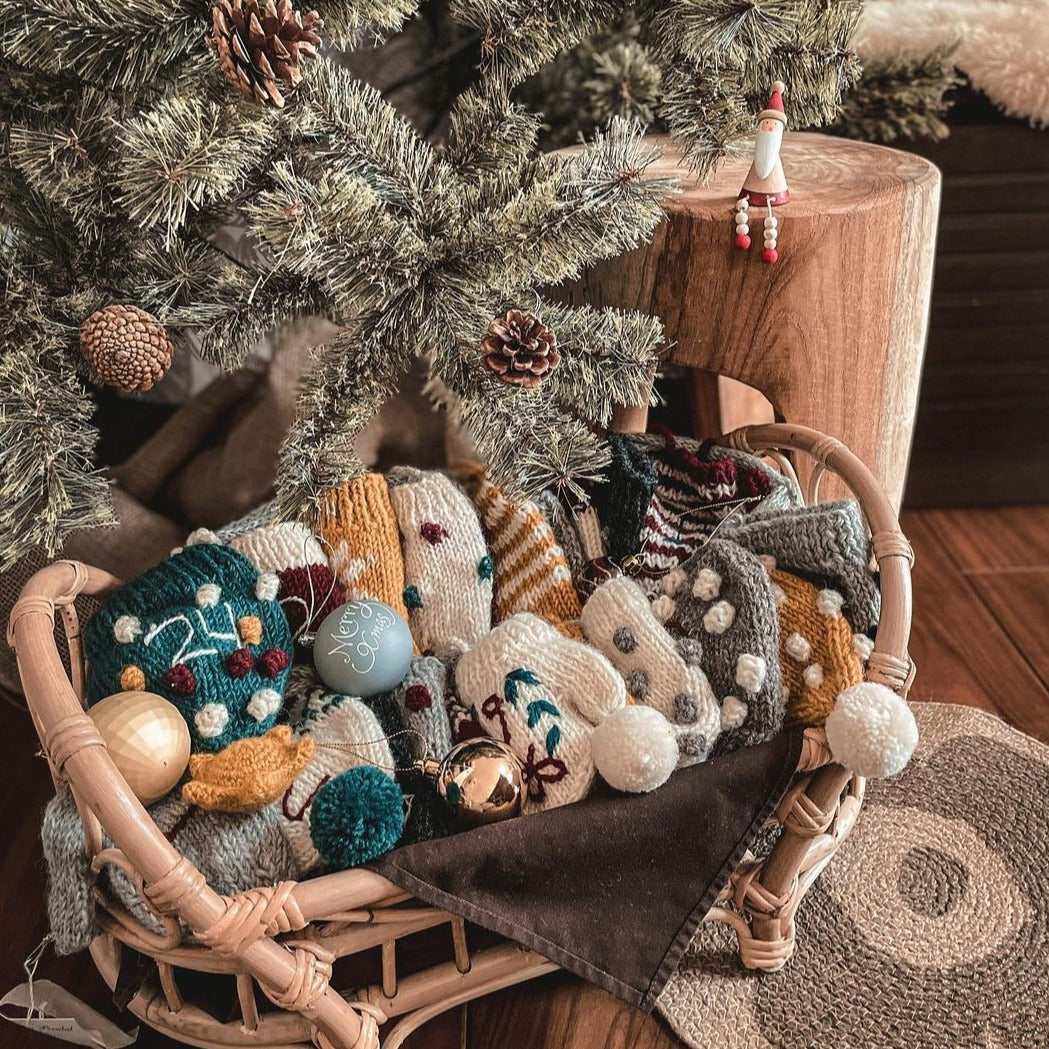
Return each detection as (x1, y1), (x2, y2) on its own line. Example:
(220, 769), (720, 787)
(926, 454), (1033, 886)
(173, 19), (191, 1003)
(480, 310), (560, 390)
(80, 305), (173, 394)
(211, 0), (323, 108)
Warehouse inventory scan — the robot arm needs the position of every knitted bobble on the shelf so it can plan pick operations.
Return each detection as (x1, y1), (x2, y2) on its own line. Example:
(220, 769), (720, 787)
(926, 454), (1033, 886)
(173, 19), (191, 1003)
(164, 664), (196, 695)
(455, 615), (611, 812)
(196, 583), (221, 608)
(580, 576), (721, 765)
(237, 615), (263, 645)
(461, 471), (582, 632)
(255, 572), (279, 601)
(257, 647), (291, 679)
(388, 467), (493, 656)
(113, 615), (141, 643)
(120, 665), (145, 691)
(224, 648), (254, 678)
(316, 474), (410, 620)
(279, 694), (394, 873)
(247, 688), (282, 721)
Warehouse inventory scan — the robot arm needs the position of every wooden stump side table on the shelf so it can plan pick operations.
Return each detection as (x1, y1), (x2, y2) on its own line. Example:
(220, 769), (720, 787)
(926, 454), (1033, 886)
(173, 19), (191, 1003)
(561, 132), (942, 510)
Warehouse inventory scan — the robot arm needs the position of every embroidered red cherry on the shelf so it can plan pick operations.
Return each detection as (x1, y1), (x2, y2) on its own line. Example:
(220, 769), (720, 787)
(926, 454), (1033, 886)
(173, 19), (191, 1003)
(404, 684), (432, 711)
(224, 648), (254, 679)
(164, 663), (196, 695)
(257, 647), (291, 679)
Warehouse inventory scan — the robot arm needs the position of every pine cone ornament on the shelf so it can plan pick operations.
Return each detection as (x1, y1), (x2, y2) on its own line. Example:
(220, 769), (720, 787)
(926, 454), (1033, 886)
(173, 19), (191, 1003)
(79, 305), (173, 394)
(480, 310), (560, 389)
(211, 0), (323, 108)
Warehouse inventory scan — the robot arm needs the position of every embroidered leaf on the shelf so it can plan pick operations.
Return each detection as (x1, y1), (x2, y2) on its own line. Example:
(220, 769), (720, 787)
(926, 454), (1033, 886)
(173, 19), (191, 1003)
(545, 725), (561, 755)
(504, 667), (541, 705)
(527, 698), (560, 728)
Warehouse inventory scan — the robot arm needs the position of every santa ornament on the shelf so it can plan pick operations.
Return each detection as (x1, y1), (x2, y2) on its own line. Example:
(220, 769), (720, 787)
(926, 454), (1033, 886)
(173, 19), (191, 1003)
(734, 80), (790, 265)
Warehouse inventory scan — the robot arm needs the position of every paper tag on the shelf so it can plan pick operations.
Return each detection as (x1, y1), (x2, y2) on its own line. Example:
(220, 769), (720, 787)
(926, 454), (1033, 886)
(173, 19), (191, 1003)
(0, 937), (137, 1047)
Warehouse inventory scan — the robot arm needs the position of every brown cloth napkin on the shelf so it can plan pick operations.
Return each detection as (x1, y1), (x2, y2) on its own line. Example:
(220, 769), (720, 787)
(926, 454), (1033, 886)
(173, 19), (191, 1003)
(371, 727), (804, 1011)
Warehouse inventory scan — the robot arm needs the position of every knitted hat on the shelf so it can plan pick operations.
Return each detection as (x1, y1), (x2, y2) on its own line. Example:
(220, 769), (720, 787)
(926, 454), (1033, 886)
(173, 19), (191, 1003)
(316, 474), (410, 621)
(534, 488), (588, 581)
(230, 520), (344, 641)
(590, 435), (658, 562)
(41, 786), (299, 955)
(668, 537), (786, 755)
(721, 500), (881, 634)
(458, 467), (582, 632)
(580, 575), (722, 764)
(388, 467), (494, 656)
(84, 543), (293, 752)
(455, 613), (626, 811)
(771, 567), (917, 778)
(281, 685), (399, 872)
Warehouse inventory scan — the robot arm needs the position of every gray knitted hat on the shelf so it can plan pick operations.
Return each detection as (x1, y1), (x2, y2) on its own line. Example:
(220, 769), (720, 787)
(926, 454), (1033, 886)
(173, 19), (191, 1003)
(660, 537), (785, 755)
(42, 787), (299, 955)
(391, 656), (455, 762)
(720, 500), (880, 634)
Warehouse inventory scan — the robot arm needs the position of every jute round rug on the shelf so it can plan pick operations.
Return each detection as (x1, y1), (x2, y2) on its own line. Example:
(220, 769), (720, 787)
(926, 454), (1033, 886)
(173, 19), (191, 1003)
(658, 703), (1049, 1049)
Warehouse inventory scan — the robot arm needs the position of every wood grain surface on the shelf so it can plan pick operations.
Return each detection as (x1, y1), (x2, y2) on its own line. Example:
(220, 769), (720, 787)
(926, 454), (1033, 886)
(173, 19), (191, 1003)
(2, 506), (1045, 1049)
(561, 133), (941, 509)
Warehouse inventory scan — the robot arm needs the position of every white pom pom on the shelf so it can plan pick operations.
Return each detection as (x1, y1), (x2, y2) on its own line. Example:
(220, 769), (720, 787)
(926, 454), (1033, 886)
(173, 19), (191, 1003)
(255, 571), (280, 601)
(592, 706), (679, 793)
(824, 682), (918, 778)
(113, 615), (141, 643)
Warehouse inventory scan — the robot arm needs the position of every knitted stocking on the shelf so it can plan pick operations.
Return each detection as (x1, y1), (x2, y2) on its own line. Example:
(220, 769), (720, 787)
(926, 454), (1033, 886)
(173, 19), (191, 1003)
(771, 568), (865, 725)
(671, 537), (786, 754)
(460, 470), (581, 631)
(280, 692), (397, 873)
(455, 614), (626, 810)
(391, 656), (455, 761)
(580, 575), (722, 764)
(316, 474), (410, 620)
(387, 468), (493, 656)
(590, 435), (658, 562)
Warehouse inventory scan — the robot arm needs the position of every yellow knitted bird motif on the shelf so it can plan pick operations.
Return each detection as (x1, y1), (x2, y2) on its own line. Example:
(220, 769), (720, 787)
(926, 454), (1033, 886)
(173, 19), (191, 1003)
(182, 725), (315, 813)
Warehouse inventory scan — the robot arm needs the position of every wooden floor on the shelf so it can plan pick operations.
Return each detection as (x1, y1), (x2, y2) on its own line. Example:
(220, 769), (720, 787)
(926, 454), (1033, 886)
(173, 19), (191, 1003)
(2, 505), (1047, 1049)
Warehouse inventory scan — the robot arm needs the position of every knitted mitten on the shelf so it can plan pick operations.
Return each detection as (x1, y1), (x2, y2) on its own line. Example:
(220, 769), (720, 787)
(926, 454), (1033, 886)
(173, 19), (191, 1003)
(281, 691), (400, 872)
(455, 614), (626, 810)
(182, 726), (315, 812)
(670, 538), (786, 754)
(459, 469), (581, 631)
(590, 435), (658, 562)
(391, 656), (455, 762)
(580, 575), (722, 764)
(721, 501), (881, 633)
(771, 569), (865, 725)
(387, 467), (493, 656)
(316, 474), (410, 620)
(230, 520), (343, 641)
(84, 543), (293, 752)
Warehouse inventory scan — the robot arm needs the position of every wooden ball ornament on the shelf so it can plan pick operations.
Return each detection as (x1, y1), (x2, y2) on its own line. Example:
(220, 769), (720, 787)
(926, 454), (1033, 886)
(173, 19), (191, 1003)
(88, 691), (191, 805)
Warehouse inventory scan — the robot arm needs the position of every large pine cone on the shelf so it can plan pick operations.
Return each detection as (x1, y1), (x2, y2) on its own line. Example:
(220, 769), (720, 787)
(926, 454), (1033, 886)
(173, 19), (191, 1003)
(80, 305), (173, 394)
(480, 310), (560, 390)
(211, 0), (323, 108)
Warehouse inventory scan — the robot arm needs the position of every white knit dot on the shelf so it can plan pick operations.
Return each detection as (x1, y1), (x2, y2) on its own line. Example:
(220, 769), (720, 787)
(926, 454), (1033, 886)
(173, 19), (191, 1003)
(196, 583), (221, 608)
(195, 703), (229, 739)
(703, 600), (736, 635)
(113, 615), (142, 643)
(771, 584), (787, 608)
(758, 555), (777, 574)
(853, 634), (875, 661)
(552, 564), (572, 583)
(185, 528), (220, 547)
(662, 567), (687, 596)
(692, 568), (722, 601)
(651, 594), (676, 623)
(247, 688), (282, 722)
(735, 654), (767, 694)
(816, 589), (844, 618)
(720, 695), (748, 730)
(255, 572), (280, 601)
(803, 663), (824, 689)
(784, 632), (812, 662)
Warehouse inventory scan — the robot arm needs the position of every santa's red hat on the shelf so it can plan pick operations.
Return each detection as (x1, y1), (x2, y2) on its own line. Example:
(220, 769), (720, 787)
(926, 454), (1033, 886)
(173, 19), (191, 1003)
(758, 80), (787, 124)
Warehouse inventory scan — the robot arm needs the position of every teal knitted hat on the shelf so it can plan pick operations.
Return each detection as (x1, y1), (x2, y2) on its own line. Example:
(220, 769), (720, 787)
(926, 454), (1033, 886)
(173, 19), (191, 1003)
(84, 541), (293, 752)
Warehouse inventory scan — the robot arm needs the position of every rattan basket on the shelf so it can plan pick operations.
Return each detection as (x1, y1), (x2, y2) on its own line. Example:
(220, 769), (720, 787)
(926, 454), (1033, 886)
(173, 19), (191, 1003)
(8, 423), (915, 1049)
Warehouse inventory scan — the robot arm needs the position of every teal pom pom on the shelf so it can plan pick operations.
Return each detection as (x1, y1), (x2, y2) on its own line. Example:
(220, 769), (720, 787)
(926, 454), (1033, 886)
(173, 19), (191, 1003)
(309, 767), (404, 869)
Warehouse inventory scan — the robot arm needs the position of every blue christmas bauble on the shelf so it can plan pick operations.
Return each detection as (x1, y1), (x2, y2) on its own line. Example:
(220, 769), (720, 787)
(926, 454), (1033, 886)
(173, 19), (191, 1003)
(313, 600), (413, 697)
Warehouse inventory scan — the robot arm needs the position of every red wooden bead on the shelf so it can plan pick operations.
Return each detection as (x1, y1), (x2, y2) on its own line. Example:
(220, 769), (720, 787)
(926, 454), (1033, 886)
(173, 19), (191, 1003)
(761, 247), (779, 264)
(734, 233), (751, 250)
